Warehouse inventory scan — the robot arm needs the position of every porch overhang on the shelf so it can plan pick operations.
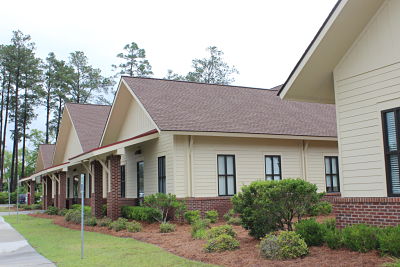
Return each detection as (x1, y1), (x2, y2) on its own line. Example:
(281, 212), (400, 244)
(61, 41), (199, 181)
(20, 161), (71, 183)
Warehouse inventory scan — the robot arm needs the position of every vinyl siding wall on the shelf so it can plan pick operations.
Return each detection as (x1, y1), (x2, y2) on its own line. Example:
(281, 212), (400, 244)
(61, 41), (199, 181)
(333, 0), (400, 197)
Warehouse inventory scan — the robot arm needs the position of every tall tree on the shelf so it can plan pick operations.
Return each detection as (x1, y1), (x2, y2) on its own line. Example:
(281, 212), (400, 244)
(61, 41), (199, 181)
(69, 51), (112, 104)
(112, 42), (153, 77)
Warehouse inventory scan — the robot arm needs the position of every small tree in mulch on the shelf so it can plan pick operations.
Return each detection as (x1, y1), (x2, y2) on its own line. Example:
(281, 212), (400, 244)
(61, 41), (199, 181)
(232, 179), (321, 238)
(144, 193), (186, 223)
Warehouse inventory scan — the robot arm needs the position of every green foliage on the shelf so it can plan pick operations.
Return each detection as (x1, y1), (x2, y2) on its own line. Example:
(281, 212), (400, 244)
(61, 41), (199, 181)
(227, 217), (242, 226)
(377, 225), (400, 257)
(57, 208), (69, 216)
(260, 231), (308, 260)
(206, 225), (236, 239)
(102, 204), (107, 217)
(126, 221), (142, 233)
(205, 210), (218, 223)
(160, 222), (176, 233)
(295, 218), (327, 246)
(97, 217), (112, 228)
(223, 209), (235, 221)
(232, 179), (320, 238)
(121, 206), (161, 223)
(184, 210), (201, 224)
(204, 234), (240, 253)
(0, 191), (16, 204)
(45, 206), (59, 215)
(112, 42), (153, 77)
(191, 219), (211, 239)
(84, 217), (97, 226)
(71, 204), (91, 214)
(144, 193), (186, 223)
(322, 218), (336, 231)
(309, 201), (333, 216)
(110, 218), (128, 232)
(324, 229), (343, 249)
(342, 224), (379, 252)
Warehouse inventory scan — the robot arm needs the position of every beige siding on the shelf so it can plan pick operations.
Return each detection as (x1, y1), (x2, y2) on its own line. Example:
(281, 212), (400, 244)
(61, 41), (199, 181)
(61, 126), (82, 163)
(333, 0), (400, 197)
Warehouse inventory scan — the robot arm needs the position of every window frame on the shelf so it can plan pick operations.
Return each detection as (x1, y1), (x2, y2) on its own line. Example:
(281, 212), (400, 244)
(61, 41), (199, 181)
(120, 165), (126, 198)
(382, 108), (400, 197)
(137, 161), (144, 198)
(217, 154), (237, 196)
(264, 155), (282, 181)
(158, 156), (166, 194)
(324, 156), (340, 193)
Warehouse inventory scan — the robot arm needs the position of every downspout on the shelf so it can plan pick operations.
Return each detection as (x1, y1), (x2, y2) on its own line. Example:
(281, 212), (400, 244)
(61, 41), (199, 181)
(302, 140), (309, 181)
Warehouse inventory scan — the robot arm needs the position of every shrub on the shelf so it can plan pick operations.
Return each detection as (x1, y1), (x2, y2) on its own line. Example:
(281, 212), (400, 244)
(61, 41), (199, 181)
(206, 225), (236, 239)
(260, 231), (308, 260)
(191, 219), (211, 239)
(0, 192), (16, 204)
(126, 221), (142, 233)
(204, 234), (240, 253)
(102, 204), (107, 217)
(110, 218), (128, 232)
(71, 204), (92, 214)
(58, 209), (68, 216)
(309, 201), (333, 216)
(34, 192), (41, 204)
(160, 222), (176, 233)
(45, 206), (59, 215)
(322, 218), (336, 231)
(223, 209), (235, 221)
(205, 210), (219, 223)
(121, 206), (161, 223)
(184, 210), (201, 224)
(227, 217), (242, 226)
(295, 218), (326, 246)
(65, 209), (86, 224)
(232, 179), (320, 238)
(342, 224), (378, 252)
(97, 217), (112, 228)
(144, 193), (186, 223)
(30, 204), (42, 210)
(377, 226), (400, 257)
(324, 229), (343, 249)
(85, 217), (97, 226)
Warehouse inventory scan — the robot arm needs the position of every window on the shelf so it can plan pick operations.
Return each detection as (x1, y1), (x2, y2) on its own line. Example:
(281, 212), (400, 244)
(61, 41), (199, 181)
(158, 156), (166, 193)
(217, 155), (236, 196)
(120, 165), (126, 198)
(88, 174), (92, 198)
(325, 156), (340, 193)
(383, 108), (400, 196)
(137, 161), (144, 198)
(265, 156), (281, 181)
(67, 177), (70, 198)
(83, 174), (86, 198)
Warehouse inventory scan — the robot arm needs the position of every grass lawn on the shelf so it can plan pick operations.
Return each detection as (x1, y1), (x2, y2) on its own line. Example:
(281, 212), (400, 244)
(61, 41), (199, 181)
(5, 215), (217, 267)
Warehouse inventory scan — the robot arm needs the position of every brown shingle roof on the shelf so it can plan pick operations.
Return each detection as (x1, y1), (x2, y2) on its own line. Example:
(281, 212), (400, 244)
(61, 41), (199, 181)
(122, 77), (337, 137)
(66, 103), (111, 152)
(38, 144), (55, 169)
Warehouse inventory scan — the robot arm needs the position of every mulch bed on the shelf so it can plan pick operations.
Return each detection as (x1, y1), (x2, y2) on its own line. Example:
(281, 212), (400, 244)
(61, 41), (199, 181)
(29, 214), (392, 267)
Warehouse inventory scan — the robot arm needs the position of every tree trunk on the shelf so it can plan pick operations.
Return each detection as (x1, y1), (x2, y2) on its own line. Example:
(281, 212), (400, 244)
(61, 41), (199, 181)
(11, 67), (20, 192)
(0, 72), (6, 191)
(45, 83), (51, 144)
(56, 95), (63, 140)
(1, 78), (11, 189)
(21, 86), (28, 178)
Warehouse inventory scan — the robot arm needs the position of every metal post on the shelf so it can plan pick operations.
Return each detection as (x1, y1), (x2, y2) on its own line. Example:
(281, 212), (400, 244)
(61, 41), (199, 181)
(8, 177), (10, 216)
(80, 174), (84, 259)
(16, 176), (19, 223)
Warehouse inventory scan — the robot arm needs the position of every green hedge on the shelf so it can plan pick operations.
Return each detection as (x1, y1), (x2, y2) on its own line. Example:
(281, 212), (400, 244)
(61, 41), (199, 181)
(0, 192), (16, 204)
(121, 206), (161, 223)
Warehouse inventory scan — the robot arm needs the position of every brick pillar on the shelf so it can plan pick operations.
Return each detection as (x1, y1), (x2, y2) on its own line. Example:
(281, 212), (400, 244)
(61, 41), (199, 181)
(91, 161), (104, 218)
(107, 155), (121, 220)
(58, 172), (67, 209)
(44, 176), (52, 209)
(29, 180), (35, 205)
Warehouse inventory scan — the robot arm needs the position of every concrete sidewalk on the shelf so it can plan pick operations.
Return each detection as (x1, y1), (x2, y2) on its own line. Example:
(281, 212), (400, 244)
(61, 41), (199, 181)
(0, 216), (56, 267)
(0, 210), (45, 216)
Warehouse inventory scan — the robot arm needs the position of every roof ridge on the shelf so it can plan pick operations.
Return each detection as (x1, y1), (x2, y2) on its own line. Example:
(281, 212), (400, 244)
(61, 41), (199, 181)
(66, 102), (111, 107)
(121, 76), (281, 91)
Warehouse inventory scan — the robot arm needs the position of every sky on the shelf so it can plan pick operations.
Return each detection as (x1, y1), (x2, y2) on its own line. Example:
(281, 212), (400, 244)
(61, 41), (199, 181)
(0, 0), (337, 147)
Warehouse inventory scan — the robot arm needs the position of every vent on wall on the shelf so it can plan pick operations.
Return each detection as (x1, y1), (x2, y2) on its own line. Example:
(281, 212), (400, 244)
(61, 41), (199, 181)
(135, 149), (142, 155)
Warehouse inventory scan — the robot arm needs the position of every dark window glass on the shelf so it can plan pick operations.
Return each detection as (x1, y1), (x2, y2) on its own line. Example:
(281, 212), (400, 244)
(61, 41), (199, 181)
(217, 155), (236, 196)
(120, 165), (126, 198)
(265, 156), (282, 181)
(158, 156), (166, 193)
(137, 161), (144, 198)
(325, 156), (340, 193)
(67, 177), (70, 198)
(88, 174), (92, 198)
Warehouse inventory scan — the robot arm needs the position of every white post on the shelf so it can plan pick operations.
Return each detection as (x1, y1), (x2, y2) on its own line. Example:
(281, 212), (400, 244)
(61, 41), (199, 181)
(80, 174), (84, 259)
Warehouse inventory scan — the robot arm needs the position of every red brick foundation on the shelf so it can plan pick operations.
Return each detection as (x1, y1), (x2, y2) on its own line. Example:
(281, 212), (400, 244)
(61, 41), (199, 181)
(58, 172), (67, 209)
(29, 180), (35, 205)
(331, 197), (400, 228)
(91, 161), (104, 218)
(43, 176), (53, 209)
(107, 155), (121, 220)
(185, 197), (232, 217)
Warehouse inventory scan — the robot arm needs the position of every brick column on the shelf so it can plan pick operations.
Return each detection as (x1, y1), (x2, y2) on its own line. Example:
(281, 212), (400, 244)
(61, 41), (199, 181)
(58, 172), (67, 209)
(107, 155), (121, 220)
(44, 176), (52, 209)
(91, 161), (104, 218)
(29, 180), (35, 205)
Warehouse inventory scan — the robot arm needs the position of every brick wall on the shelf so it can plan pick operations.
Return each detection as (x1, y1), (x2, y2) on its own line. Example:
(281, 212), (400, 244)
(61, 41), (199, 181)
(29, 180), (35, 205)
(58, 172), (67, 209)
(107, 155), (121, 220)
(185, 197), (232, 218)
(91, 160), (104, 218)
(331, 197), (400, 228)
(43, 176), (53, 209)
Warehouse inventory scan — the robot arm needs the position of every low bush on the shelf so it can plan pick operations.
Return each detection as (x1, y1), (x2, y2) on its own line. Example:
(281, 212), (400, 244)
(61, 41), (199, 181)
(324, 229), (343, 249)
(260, 231), (308, 260)
(160, 222), (176, 233)
(377, 225), (400, 257)
(227, 217), (242, 226)
(184, 210), (201, 224)
(102, 204), (107, 217)
(322, 218), (336, 231)
(97, 217), (112, 228)
(204, 234), (240, 253)
(295, 218), (326, 246)
(206, 225), (236, 239)
(84, 217), (97, 226)
(71, 204), (92, 214)
(30, 203), (42, 210)
(205, 210), (219, 223)
(58, 209), (68, 216)
(126, 221), (142, 233)
(45, 206), (59, 215)
(121, 206), (161, 223)
(223, 209), (235, 221)
(309, 201), (333, 216)
(191, 219), (211, 239)
(110, 218), (128, 232)
(144, 193), (186, 223)
(342, 224), (378, 252)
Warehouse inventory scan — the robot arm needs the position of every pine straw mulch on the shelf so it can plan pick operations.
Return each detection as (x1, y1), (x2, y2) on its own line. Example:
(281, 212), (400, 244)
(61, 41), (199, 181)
(29, 214), (393, 267)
